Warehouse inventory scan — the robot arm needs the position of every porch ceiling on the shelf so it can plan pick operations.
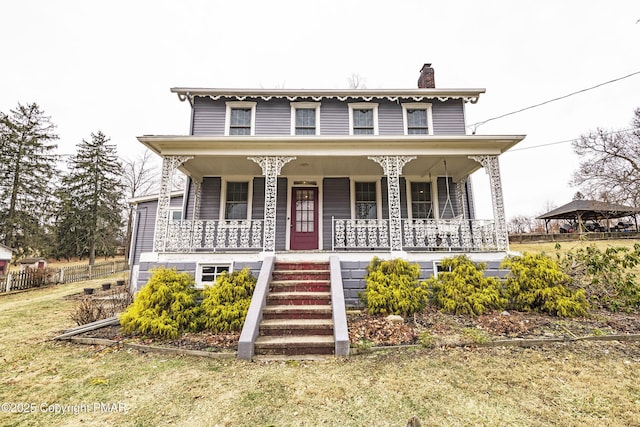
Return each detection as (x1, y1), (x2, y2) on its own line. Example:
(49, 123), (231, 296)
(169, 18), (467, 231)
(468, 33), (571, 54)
(137, 134), (525, 181)
(176, 155), (485, 182)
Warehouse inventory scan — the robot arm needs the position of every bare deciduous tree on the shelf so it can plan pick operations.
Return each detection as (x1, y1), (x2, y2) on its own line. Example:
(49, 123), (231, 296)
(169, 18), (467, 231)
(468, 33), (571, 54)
(122, 150), (159, 259)
(571, 108), (640, 208)
(347, 73), (367, 89)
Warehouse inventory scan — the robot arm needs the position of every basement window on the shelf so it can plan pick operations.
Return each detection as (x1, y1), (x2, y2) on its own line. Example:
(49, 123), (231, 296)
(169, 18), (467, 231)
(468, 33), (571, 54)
(196, 264), (231, 288)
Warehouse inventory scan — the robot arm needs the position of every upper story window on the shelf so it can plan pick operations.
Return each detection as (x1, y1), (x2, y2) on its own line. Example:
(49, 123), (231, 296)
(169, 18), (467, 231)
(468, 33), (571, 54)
(348, 103), (378, 135)
(290, 102), (320, 135)
(224, 181), (250, 219)
(402, 103), (433, 135)
(225, 101), (256, 136)
(409, 181), (433, 219)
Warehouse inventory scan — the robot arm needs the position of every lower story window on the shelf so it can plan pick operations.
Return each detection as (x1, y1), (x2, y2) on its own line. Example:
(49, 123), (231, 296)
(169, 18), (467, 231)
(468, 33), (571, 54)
(411, 182), (433, 218)
(355, 182), (377, 219)
(196, 264), (231, 288)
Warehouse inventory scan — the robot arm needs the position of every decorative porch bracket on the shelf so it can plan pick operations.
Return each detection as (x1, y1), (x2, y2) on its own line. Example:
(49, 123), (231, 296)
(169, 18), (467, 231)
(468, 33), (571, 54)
(469, 155), (508, 250)
(368, 155), (416, 251)
(154, 155), (193, 252)
(249, 156), (296, 252)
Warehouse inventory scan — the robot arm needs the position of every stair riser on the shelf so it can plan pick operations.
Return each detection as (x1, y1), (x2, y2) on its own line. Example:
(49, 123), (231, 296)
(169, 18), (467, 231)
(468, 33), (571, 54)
(271, 272), (330, 281)
(262, 312), (332, 321)
(274, 263), (329, 271)
(270, 283), (330, 293)
(267, 297), (331, 305)
(260, 327), (333, 336)
(255, 346), (335, 356)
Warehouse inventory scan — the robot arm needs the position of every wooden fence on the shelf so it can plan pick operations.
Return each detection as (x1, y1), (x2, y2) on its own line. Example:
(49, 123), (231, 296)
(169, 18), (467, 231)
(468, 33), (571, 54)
(1, 260), (129, 293)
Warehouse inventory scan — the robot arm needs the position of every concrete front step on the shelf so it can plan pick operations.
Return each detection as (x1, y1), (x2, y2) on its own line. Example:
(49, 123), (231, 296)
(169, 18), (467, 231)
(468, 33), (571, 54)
(259, 318), (334, 336)
(271, 270), (330, 281)
(269, 280), (330, 293)
(262, 304), (332, 320)
(254, 335), (334, 356)
(267, 291), (331, 305)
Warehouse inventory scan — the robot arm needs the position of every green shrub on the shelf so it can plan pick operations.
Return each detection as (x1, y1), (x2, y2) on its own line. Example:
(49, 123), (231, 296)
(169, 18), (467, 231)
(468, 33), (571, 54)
(502, 253), (589, 317)
(360, 257), (427, 316)
(199, 267), (257, 333)
(558, 244), (640, 311)
(424, 255), (506, 316)
(120, 268), (200, 339)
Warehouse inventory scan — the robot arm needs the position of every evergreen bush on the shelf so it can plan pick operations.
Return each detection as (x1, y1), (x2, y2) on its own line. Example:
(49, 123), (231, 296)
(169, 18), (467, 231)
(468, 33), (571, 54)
(502, 253), (589, 317)
(360, 257), (427, 316)
(558, 244), (640, 311)
(424, 255), (506, 316)
(120, 268), (200, 339)
(199, 267), (257, 333)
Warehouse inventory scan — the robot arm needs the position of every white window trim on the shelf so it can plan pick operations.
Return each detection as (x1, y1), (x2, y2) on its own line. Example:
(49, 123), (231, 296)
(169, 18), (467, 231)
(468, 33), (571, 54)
(348, 102), (379, 136)
(219, 178), (253, 221)
(350, 178), (382, 219)
(290, 102), (321, 135)
(195, 263), (233, 289)
(402, 102), (434, 135)
(224, 101), (257, 136)
(406, 179), (436, 220)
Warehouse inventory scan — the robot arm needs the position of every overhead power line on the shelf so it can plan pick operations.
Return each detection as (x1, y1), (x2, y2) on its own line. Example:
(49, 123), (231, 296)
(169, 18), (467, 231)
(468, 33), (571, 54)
(469, 70), (640, 134)
(506, 127), (640, 153)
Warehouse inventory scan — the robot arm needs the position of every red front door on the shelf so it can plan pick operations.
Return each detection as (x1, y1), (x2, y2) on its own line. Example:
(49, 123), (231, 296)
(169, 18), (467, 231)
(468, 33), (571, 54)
(290, 187), (319, 250)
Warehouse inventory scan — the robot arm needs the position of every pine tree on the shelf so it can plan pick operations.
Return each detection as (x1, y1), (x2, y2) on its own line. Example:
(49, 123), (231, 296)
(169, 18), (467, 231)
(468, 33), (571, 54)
(56, 131), (124, 264)
(0, 103), (59, 256)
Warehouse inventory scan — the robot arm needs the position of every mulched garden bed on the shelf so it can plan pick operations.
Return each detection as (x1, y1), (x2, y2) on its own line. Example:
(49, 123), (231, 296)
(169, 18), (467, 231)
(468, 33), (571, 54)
(69, 307), (640, 353)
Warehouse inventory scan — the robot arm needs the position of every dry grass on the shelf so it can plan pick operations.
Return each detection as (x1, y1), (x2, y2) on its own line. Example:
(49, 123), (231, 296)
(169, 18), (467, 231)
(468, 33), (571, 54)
(510, 238), (639, 256)
(1, 266), (640, 426)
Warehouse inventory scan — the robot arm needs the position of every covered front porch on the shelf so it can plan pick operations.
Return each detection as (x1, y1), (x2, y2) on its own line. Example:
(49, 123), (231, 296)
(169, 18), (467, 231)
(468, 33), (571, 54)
(137, 135), (520, 255)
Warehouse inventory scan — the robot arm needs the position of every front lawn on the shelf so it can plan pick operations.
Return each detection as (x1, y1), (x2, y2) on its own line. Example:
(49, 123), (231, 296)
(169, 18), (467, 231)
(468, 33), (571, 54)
(1, 277), (640, 426)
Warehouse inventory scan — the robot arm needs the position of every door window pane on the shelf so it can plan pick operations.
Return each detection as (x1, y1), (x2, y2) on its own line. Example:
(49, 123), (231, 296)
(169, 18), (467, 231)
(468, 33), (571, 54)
(295, 189), (315, 232)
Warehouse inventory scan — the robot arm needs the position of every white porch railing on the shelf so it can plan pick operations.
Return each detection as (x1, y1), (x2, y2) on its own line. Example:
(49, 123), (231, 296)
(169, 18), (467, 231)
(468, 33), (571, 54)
(332, 218), (391, 250)
(164, 219), (264, 252)
(402, 218), (500, 251)
(332, 217), (502, 251)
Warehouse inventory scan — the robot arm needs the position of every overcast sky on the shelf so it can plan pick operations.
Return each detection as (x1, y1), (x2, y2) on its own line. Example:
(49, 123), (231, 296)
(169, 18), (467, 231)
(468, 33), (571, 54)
(2, 0), (639, 219)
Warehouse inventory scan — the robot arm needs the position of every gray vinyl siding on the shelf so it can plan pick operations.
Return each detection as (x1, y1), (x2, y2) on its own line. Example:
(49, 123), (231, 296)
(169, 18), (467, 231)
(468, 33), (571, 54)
(201, 177), (221, 219)
(320, 100), (349, 135)
(131, 195), (183, 266)
(192, 97), (225, 136)
(322, 178), (350, 249)
(252, 177), (265, 219)
(432, 99), (466, 135)
(276, 178), (287, 250)
(255, 99), (290, 135)
(191, 96), (466, 136)
(378, 101), (404, 135)
(437, 177), (459, 219)
(184, 178), (195, 219)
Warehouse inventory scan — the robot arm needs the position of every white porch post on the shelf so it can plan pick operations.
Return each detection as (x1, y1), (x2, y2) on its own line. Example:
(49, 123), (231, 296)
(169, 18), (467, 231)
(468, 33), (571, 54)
(469, 155), (509, 250)
(153, 155), (192, 252)
(369, 155), (416, 252)
(249, 156), (296, 252)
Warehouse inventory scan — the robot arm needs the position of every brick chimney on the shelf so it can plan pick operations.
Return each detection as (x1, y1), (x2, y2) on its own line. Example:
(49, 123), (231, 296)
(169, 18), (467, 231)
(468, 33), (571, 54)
(417, 63), (435, 88)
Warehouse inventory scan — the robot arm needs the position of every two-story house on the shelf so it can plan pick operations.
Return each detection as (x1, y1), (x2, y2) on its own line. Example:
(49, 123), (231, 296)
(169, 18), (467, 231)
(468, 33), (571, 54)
(129, 63), (524, 306)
